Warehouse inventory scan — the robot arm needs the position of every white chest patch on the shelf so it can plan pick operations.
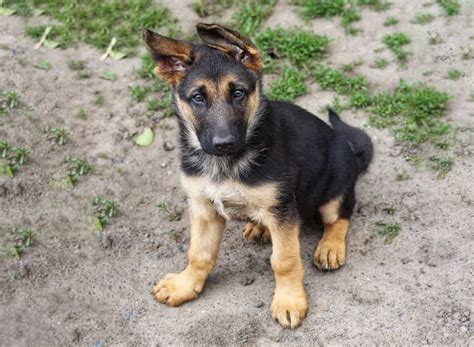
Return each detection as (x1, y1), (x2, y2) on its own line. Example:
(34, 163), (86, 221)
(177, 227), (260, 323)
(181, 175), (279, 223)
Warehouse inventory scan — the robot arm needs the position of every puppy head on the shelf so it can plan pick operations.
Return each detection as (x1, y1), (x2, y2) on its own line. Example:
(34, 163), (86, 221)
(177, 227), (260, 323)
(143, 24), (264, 157)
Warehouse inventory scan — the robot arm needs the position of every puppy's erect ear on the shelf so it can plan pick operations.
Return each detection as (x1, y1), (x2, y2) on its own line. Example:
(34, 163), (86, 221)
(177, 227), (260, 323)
(196, 23), (262, 74)
(143, 29), (193, 85)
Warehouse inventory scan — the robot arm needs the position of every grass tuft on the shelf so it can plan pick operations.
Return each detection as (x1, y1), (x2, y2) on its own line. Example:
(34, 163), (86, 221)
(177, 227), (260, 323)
(446, 68), (462, 80)
(6, 228), (36, 259)
(291, 0), (390, 33)
(255, 27), (330, 69)
(383, 16), (398, 26)
(21, 0), (179, 54)
(429, 156), (454, 179)
(369, 81), (450, 144)
(45, 126), (69, 146)
(374, 58), (389, 69)
(383, 32), (411, 63)
(64, 156), (91, 187)
(311, 64), (451, 145)
(376, 221), (400, 244)
(156, 202), (182, 222)
(414, 13), (435, 24)
(231, 0), (276, 37)
(0, 90), (20, 115)
(92, 196), (119, 231)
(436, 0), (460, 16)
(266, 67), (307, 102)
(0, 142), (30, 177)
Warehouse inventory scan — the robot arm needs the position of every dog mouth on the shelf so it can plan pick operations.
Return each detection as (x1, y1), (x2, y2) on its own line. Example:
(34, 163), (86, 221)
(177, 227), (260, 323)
(202, 145), (244, 157)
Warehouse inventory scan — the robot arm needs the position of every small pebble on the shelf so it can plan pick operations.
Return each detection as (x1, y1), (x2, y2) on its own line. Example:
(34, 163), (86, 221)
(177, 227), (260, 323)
(240, 276), (255, 286)
(163, 141), (175, 151)
(100, 233), (113, 249)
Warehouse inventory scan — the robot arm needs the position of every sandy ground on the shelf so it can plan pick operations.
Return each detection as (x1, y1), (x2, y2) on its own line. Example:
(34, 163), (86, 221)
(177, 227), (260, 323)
(1, 0), (473, 345)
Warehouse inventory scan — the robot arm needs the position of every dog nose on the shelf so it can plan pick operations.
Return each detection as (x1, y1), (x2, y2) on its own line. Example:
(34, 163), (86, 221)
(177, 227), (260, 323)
(212, 135), (235, 152)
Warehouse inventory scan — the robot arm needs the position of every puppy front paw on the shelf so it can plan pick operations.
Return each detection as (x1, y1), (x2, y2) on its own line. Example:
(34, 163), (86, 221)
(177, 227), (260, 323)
(271, 286), (308, 329)
(152, 270), (203, 306)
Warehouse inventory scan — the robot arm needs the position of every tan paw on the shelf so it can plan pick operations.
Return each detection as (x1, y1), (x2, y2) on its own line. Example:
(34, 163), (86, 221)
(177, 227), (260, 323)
(243, 223), (271, 243)
(314, 238), (346, 270)
(152, 270), (203, 306)
(271, 286), (308, 329)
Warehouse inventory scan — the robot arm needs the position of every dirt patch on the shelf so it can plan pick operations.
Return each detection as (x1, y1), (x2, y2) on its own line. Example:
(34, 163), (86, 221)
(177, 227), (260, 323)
(1, 0), (473, 345)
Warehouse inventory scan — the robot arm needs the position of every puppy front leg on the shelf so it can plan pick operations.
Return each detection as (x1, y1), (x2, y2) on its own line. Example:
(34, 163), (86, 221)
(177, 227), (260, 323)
(270, 223), (308, 329)
(153, 196), (225, 306)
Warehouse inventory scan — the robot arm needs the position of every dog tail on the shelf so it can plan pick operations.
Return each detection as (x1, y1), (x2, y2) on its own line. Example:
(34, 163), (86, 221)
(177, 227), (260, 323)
(328, 108), (373, 174)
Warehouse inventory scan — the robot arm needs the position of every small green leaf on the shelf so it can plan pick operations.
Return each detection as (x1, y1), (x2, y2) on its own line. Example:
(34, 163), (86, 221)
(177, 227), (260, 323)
(34, 60), (51, 70)
(110, 50), (127, 60)
(95, 218), (104, 231)
(0, 164), (11, 176)
(0, 7), (15, 16)
(43, 39), (60, 49)
(135, 127), (154, 146)
(100, 71), (117, 81)
(32, 8), (45, 16)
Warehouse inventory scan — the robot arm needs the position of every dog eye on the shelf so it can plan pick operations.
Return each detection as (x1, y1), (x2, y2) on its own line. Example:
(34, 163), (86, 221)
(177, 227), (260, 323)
(192, 93), (205, 103)
(233, 89), (245, 99)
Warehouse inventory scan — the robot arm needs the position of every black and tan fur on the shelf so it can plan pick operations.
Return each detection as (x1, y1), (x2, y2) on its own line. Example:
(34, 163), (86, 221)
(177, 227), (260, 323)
(144, 23), (373, 329)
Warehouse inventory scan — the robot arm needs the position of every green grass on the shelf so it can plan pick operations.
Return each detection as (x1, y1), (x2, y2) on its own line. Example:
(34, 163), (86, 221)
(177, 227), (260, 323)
(312, 64), (368, 95)
(191, 0), (237, 17)
(341, 58), (364, 72)
(369, 81), (450, 144)
(34, 59), (51, 70)
(292, 0), (346, 19)
(92, 196), (119, 231)
(64, 156), (90, 187)
(355, 0), (391, 11)
(429, 156), (454, 179)
(45, 126), (69, 146)
(383, 32), (411, 63)
(312, 64), (370, 108)
(446, 68), (462, 80)
(77, 107), (87, 120)
(231, 0), (276, 37)
(291, 0), (390, 33)
(376, 221), (400, 244)
(100, 71), (118, 81)
(94, 94), (105, 106)
(18, 0), (179, 55)
(382, 206), (396, 215)
(137, 55), (174, 117)
(129, 85), (150, 102)
(266, 67), (308, 102)
(67, 59), (86, 71)
(156, 202), (182, 222)
(6, 228), (36, 259)
(192, 0), (209, 17)
(436, 0), (460, 16)
(374, 58), (389, 69)
(414, 13), (435, 24)
(0, 142), (30, 177)
(255, 27), (330, 69)
(0, 90), (20, 115)
(311, 64), (451, 145)
(384, 16), (399, 26)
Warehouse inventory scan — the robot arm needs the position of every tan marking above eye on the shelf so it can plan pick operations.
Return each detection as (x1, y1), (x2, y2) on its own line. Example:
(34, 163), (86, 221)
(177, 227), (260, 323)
(218, 74), (239, 95)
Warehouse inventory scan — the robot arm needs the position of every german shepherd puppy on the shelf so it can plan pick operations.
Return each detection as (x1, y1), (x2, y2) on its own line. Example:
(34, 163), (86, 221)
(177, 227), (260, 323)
(143, 23), (373, 329)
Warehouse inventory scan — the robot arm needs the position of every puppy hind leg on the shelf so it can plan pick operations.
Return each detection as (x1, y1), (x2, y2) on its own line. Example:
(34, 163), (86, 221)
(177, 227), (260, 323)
(314, 195), (352, 271)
